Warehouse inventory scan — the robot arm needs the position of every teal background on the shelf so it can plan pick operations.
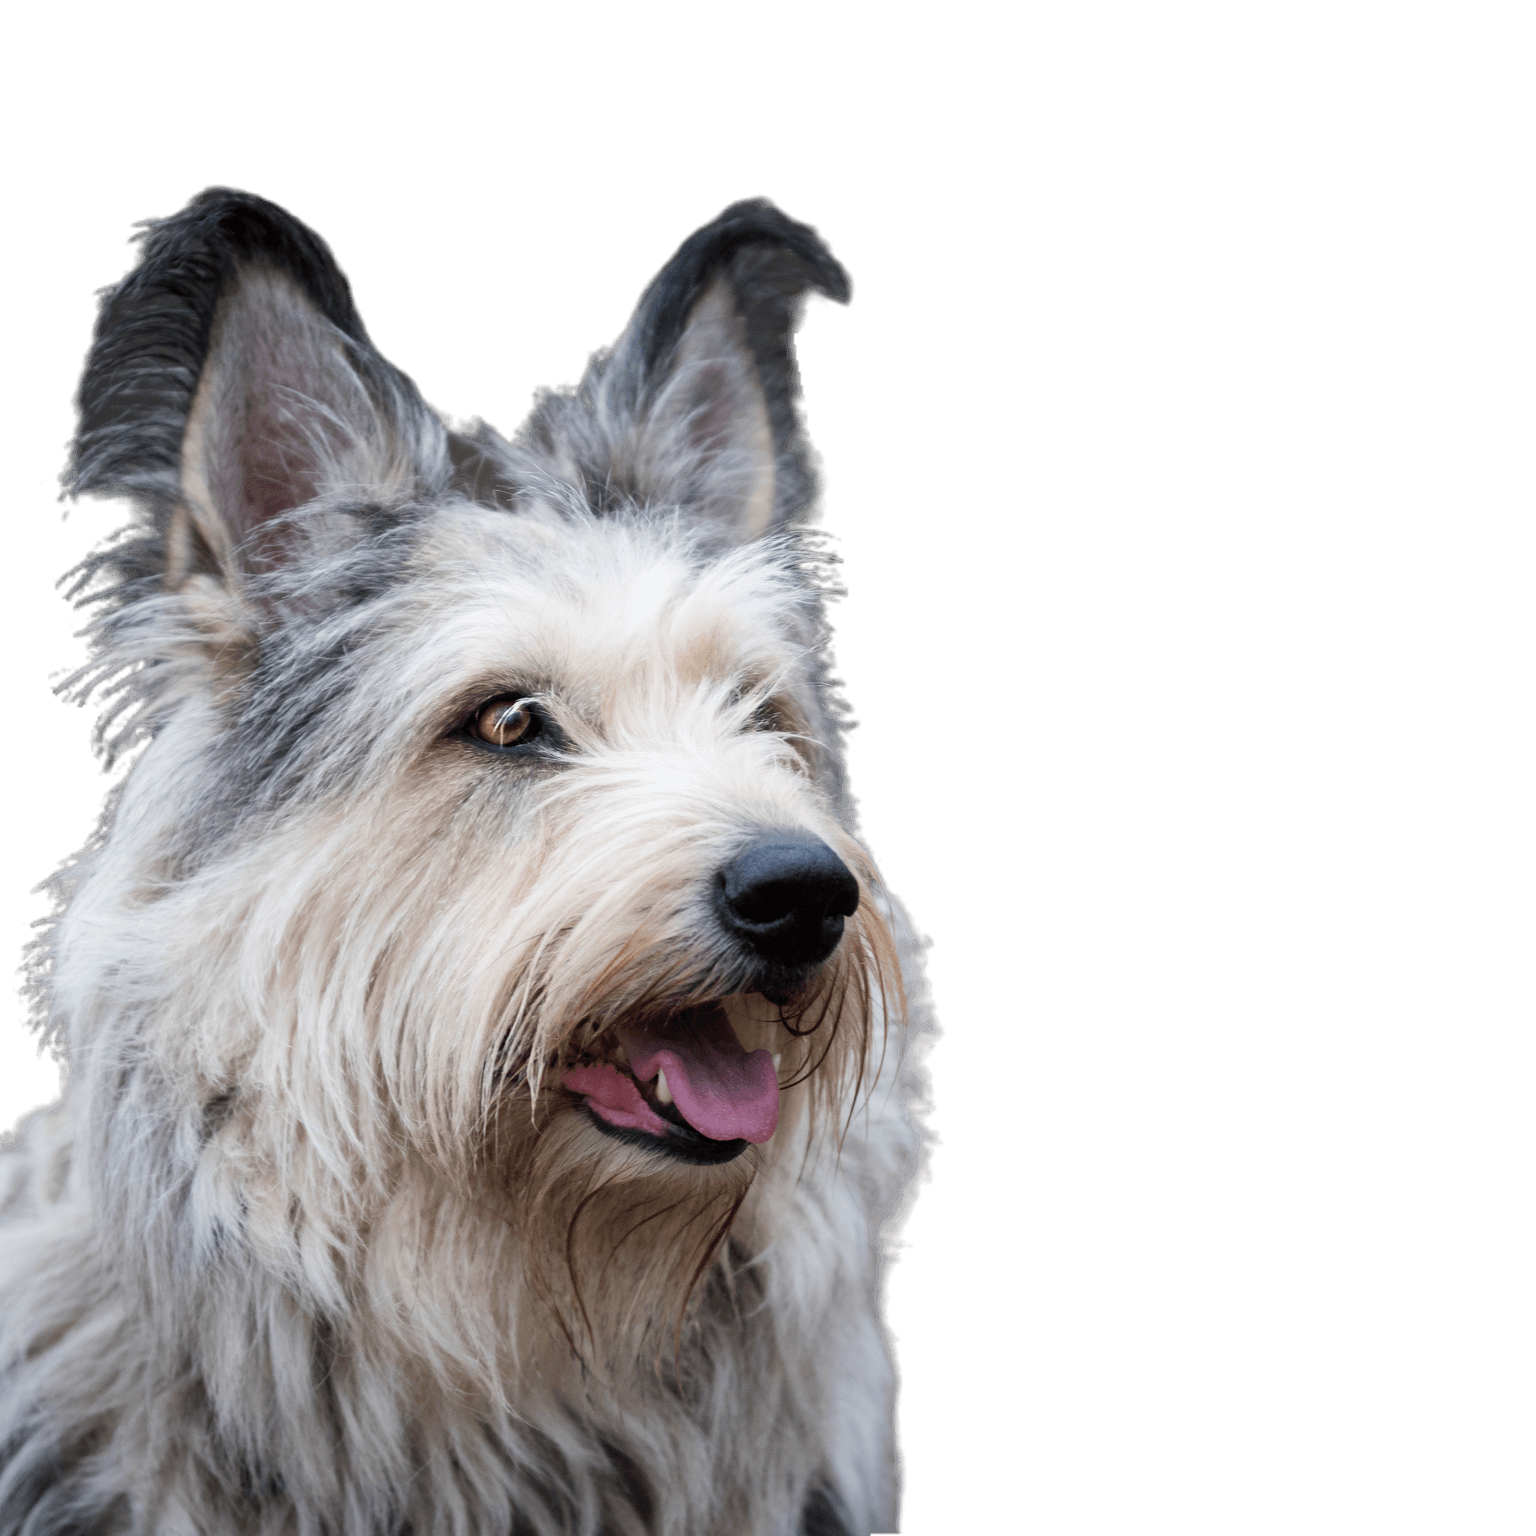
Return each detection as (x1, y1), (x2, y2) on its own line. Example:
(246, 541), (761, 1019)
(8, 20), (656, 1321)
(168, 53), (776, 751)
(4, 6), (1532, 1529)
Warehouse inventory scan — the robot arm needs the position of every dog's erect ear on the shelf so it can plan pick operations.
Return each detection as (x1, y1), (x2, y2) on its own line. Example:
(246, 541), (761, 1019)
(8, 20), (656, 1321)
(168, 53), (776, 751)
(69, 189), (447, 593)
(523, 200), (849, 538)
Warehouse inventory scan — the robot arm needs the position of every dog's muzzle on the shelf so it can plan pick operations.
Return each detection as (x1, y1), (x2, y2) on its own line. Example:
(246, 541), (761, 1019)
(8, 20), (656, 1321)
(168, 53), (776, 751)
(715, 833), (860, 967)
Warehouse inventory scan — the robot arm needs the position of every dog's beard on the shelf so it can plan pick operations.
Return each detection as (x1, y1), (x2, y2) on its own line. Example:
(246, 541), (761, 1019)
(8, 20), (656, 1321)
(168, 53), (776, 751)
(468, 905), (900, 1372)
(494, 1101), (761, 1374)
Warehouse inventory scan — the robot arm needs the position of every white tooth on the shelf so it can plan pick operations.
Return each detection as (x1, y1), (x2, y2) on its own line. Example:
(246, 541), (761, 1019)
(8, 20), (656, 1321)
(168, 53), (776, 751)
(655, 1069), (673, 1105)
(772, 1053), (782, 1070)
(614, 1042), (629, 1064)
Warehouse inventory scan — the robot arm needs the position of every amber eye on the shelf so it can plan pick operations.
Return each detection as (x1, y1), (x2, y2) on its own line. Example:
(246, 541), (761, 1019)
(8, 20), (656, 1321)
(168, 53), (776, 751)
(471, 697), (542, 748)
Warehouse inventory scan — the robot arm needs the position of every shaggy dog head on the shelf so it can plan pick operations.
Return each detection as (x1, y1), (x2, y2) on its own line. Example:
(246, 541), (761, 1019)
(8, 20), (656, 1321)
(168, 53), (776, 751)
(47, 192), (901, 1381)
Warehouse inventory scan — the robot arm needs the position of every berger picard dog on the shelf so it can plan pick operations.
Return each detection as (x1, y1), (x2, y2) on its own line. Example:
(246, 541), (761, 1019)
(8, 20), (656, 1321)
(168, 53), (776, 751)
(0, 191), (929, 1536)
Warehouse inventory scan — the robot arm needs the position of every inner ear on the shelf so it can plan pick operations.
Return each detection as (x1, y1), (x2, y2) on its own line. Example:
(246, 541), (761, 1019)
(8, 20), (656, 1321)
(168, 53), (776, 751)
(649, 279), (776, 540)
(172, 264), (398, 588)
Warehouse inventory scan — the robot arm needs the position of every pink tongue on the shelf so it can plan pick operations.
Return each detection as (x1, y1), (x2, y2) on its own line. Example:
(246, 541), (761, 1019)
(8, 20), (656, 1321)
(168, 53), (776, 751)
(561, 1064), (672, 1137)
(619, 1006), (780, 1144)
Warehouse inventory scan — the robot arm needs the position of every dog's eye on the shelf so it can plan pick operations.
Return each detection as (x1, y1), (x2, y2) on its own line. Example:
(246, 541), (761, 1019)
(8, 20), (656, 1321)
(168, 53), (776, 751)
(471, 698), (543, 748)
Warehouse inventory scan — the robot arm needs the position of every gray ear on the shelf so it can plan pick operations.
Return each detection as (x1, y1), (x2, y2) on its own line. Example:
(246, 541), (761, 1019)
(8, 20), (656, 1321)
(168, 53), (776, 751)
(69, 189), (447, 598)
(172, 263), (439, 588)
(632, 275), (780, 536)
(519, 200), (850, 539)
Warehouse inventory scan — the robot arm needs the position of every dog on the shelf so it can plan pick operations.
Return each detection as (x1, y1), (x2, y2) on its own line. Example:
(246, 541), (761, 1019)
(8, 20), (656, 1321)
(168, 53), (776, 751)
(0, 190), (929, 1536)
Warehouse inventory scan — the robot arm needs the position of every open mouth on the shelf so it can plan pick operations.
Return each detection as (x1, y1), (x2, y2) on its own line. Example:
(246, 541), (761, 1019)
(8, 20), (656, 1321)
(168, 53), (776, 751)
(562, 1001), (780, 1166)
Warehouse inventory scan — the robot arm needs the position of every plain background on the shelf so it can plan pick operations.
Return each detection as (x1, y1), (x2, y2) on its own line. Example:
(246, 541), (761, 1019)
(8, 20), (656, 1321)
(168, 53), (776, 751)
(2, 3), (1533, 1531)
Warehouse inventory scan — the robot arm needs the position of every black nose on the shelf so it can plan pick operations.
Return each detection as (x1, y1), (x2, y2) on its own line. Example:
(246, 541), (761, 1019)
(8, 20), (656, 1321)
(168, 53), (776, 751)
(716, 834), (860, 968)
